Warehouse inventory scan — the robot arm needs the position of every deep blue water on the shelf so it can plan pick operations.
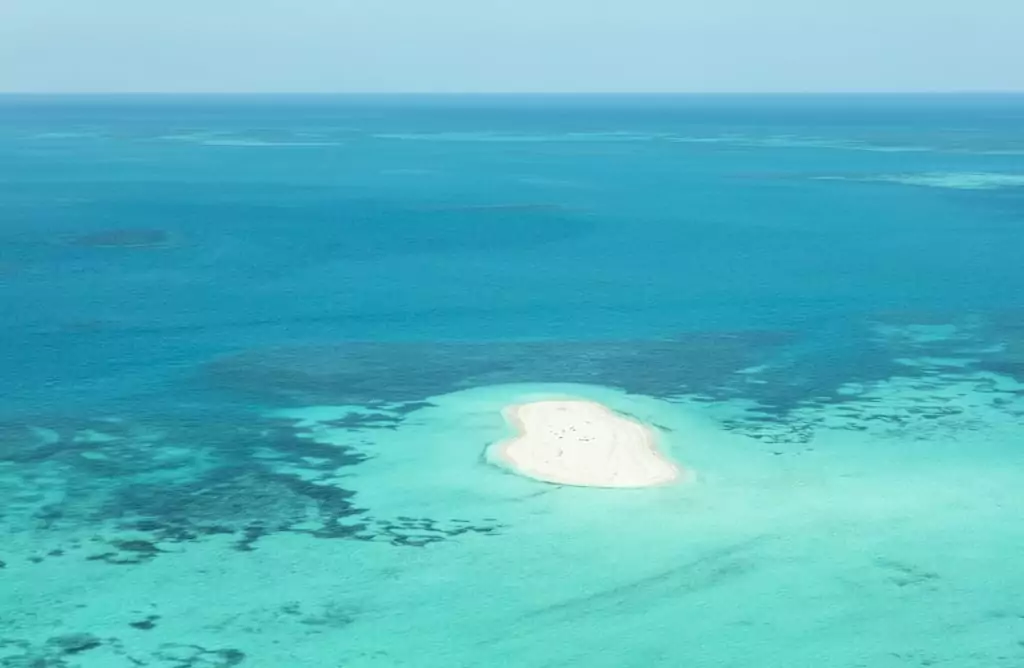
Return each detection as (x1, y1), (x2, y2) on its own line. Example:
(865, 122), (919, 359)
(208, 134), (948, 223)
(2, 95), (1023, 416)
(4, 95), (1024, 667)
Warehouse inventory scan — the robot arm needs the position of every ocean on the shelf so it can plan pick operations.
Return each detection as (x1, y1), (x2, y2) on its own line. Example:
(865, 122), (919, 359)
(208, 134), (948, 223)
(2, 94), (1024, 667)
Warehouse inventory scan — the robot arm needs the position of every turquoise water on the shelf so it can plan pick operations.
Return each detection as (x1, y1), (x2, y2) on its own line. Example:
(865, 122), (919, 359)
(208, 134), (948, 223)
(2, 95), (1024, 667)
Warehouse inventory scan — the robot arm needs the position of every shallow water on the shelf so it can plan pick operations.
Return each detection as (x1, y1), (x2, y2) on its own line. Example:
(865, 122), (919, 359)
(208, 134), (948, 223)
(2, 94), (1024, 667)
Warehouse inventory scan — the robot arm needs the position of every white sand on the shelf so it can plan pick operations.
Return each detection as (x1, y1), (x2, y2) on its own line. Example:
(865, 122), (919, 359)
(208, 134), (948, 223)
(7, 381), (1024, 667)
(489, 399), (683, 487)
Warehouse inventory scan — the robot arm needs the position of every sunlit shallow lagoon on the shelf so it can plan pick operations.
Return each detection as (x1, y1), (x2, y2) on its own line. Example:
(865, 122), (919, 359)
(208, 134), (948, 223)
(2, 94), (1024, 667)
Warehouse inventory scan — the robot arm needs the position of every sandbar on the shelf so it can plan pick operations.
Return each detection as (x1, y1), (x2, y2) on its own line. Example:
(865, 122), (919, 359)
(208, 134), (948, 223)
(489, 399), (682, 488)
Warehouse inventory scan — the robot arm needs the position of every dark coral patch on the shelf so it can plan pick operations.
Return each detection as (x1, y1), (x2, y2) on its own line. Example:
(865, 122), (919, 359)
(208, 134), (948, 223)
(201, 332), (800, 409)
(68, 228), (172, 248)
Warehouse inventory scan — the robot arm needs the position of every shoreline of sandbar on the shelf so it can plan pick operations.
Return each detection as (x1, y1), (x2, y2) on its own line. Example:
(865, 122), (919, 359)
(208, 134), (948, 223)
(489, 399), (684, 488)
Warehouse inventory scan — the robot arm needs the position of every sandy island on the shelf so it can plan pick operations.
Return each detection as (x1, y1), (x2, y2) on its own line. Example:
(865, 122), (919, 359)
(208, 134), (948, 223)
(489, 399), (683, 488)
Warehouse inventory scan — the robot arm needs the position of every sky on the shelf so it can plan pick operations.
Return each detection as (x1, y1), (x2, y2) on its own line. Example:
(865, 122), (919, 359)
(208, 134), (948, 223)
(2, 0), (1023, 93)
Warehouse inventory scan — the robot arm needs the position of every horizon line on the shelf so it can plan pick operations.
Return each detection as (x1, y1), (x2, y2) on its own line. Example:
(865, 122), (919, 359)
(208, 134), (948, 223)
(1, 90), (1023, 96)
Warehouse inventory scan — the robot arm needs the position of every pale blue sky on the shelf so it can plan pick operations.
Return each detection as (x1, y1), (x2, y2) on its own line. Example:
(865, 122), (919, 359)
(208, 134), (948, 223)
(2, 0), (1022, 93)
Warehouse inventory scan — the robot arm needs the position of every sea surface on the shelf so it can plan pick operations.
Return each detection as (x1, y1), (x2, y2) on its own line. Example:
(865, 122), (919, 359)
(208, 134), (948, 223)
(2, 94), (1024, 667)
